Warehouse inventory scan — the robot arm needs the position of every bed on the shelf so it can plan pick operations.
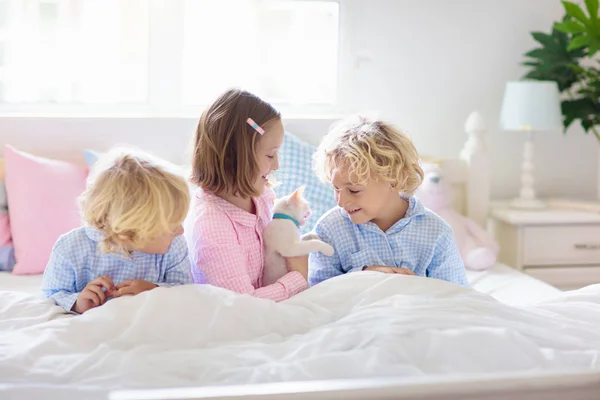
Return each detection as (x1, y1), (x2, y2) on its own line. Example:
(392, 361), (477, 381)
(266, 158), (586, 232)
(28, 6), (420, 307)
(0, 262), (561, 305)
(0, 112), (599, 400)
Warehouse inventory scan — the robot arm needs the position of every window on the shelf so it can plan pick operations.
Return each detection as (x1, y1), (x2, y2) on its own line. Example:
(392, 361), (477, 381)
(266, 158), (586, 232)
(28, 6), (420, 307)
(182, 0), (339, 106)
(0, 0), (340, 114)
(0, 0), (149, 104)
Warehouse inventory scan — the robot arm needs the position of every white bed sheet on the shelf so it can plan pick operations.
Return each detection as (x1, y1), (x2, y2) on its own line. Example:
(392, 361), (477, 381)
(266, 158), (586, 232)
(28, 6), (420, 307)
(0, 271), (43, 295)
(465, 263), (561, 305)
(0, 262), (562, 306)
(0, 272), (598, 396)
(0, 267), (592, 400)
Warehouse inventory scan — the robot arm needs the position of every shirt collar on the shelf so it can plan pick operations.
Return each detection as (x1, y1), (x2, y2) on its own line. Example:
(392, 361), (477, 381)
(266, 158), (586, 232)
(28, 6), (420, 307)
(351, 195), (425, 234)
(197, 188), (271, 227)
(84, 226), (142, 260)
(85, 225), (105, 242)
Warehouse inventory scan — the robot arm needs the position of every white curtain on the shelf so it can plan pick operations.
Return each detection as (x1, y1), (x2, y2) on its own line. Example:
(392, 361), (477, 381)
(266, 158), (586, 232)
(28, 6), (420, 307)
(0, 0), (338, 107)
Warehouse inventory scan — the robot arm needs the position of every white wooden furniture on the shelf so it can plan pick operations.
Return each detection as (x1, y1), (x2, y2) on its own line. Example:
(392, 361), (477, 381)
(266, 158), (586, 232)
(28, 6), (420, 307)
(489, 202), (600, 290)
(110, 370), (600, 400)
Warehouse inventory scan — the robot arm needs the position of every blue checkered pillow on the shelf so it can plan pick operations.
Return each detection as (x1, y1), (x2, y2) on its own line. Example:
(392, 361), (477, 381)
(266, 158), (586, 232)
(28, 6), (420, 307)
(273, 132), (337, 233)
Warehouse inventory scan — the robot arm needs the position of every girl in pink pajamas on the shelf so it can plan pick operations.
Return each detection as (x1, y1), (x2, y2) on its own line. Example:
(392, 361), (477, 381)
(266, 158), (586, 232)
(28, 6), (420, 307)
(185, 89), (308, 301)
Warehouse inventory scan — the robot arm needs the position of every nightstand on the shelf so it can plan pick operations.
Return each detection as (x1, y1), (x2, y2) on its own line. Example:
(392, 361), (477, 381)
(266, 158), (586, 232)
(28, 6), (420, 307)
(488, 202), (600, 291)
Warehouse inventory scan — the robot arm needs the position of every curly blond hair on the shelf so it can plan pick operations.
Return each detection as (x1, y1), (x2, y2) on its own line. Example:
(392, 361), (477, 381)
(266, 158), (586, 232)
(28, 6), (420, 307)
(79, 147), (190, 254)
(313, 115), (424, 194)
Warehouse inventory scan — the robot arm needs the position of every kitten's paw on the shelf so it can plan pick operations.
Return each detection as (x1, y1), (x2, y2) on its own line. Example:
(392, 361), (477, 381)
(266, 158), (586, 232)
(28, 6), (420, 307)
(320, 243), (335, 257)
(302, 232), (320, 241)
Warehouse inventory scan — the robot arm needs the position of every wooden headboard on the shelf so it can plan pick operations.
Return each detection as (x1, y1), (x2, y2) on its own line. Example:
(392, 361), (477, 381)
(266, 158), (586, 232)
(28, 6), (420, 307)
(441, 111), (490, 228)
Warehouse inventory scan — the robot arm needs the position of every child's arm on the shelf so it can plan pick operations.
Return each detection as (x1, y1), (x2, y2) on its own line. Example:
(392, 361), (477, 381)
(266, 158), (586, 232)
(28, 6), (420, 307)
(159, 235), (194, 286)
(41, 246), (90, 312)
(114, 236), (193, 296)
(42, 242), (116, 313)
(41, 250), (80, 312)
(193, 214), (307, 302)
(200, 243), (307, 301)
(427, 229), (469, 286)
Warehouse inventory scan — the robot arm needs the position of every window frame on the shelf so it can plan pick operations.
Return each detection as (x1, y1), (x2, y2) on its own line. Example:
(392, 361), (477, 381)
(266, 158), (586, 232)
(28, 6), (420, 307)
(0, 0), (351, 118)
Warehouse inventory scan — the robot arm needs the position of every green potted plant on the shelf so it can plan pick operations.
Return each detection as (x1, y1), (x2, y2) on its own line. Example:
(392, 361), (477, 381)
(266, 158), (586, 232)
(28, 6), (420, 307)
(523, 0), (600, 140)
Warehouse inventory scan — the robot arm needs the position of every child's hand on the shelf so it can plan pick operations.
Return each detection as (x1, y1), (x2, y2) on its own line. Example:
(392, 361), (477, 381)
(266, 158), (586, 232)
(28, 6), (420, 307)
(285, 255), (309, 280)
(364, 266), (416, 275)
(114, 280), (158, 297)
(73, 275), (115, 314)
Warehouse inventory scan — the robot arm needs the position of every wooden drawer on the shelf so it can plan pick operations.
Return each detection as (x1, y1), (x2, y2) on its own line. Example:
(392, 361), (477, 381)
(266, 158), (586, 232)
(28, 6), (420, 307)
(525, 265), (600, 291)
(523, 225), (600, 266)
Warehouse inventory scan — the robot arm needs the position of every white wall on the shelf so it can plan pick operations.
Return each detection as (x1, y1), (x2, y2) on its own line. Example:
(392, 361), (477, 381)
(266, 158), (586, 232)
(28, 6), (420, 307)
(0, 0), (596, 200)
(341, 0), (597, 200)
(0, 116), (336, 164)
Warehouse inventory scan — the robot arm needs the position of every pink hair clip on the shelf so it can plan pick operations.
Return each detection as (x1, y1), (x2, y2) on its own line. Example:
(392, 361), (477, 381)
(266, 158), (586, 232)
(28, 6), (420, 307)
(246, 118), (265, 135)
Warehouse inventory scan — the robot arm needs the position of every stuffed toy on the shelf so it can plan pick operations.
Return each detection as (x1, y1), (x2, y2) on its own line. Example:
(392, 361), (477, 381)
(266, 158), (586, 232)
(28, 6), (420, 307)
(415, 163), (499, 271)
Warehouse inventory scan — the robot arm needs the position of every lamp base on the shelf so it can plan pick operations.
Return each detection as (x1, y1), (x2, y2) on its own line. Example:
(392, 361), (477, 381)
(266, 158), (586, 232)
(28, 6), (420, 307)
(510, 197), (546, 210)
(510, 129), (545, 211)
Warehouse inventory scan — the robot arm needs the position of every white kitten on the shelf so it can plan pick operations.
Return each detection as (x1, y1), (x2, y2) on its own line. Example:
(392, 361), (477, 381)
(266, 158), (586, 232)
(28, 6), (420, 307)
(262, 186), (334, 286)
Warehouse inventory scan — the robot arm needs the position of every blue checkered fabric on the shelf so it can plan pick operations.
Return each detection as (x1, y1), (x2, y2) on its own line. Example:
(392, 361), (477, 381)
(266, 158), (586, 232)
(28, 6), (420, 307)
(41, 226), (194, 312)
(0, 245), (15, 271)
(273, 132), (337, 234)
(308, 196), (469, 287)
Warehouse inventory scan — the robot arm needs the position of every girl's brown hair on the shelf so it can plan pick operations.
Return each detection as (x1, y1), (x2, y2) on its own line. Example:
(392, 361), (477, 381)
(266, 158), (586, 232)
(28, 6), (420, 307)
(190, 88), (280, 198)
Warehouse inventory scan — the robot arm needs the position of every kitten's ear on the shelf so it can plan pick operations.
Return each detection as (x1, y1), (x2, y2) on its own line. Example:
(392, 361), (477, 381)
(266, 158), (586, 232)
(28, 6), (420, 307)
(290, 185), (306, 202)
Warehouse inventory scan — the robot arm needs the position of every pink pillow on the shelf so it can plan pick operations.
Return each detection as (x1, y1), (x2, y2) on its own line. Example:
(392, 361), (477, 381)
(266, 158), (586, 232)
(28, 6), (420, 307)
(4, 145), (88, 274)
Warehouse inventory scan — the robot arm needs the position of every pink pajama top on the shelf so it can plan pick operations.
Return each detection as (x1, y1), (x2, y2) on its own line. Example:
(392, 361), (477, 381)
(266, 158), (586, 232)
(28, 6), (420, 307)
(186, 187), (308, 301)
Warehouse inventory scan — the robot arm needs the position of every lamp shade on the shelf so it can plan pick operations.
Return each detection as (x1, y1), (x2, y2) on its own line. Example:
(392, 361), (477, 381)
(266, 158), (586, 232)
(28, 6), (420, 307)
(499, 80), (562, 131)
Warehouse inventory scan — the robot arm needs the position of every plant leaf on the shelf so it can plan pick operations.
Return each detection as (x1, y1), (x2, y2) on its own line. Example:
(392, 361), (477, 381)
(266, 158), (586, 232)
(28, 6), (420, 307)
(581, 118), (595, 132)
(568, 34), (591, 50)
(589, 38), (600, 56)
(585, 0), (599, 22)
(525, 5), (600, 140)
(522, 26), (585, 92)
(524, 48), (553, 59)
(563, 1), (591, 26)
(531, 31), (562, 50)
(564, 113), (577, 131)
(562, 98), (600, 131)
(554, 20), (587, 33)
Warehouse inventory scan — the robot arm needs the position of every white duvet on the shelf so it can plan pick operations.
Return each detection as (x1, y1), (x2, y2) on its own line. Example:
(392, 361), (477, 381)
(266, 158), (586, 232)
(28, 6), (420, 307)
(1, 272), (600, 392)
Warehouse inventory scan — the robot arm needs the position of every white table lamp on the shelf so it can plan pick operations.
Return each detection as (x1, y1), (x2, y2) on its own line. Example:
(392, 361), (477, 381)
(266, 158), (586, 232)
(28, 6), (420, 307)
(499, 80), (562, 209)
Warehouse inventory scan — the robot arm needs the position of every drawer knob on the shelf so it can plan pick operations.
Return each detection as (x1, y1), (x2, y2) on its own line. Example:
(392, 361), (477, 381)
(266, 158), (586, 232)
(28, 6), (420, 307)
(574, 243), (600, 250)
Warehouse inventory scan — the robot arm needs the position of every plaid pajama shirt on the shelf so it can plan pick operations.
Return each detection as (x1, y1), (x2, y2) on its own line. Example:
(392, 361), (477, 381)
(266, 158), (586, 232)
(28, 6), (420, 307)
(308, 196), (469, 287)
(41, 226), (195, 312)
(185, 187), (308, 302)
